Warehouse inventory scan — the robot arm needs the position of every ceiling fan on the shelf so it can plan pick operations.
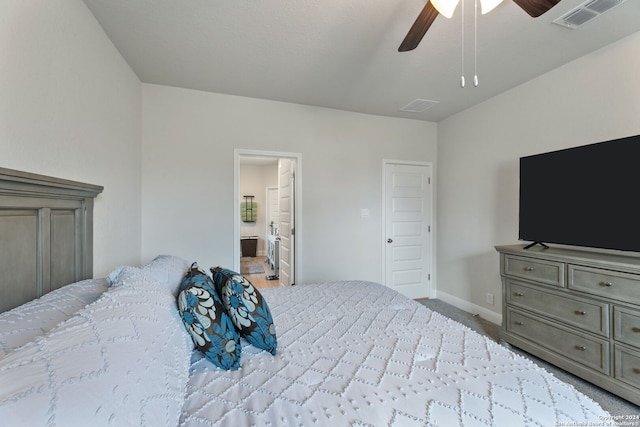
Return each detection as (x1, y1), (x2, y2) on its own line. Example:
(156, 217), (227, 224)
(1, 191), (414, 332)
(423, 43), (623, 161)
(398, 0), (562, 52)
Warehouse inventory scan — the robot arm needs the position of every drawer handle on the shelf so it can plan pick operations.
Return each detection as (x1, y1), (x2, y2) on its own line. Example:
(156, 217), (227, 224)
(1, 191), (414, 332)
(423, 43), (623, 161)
(633, 368), (640, 375)
(514, 292), (525, 297)
(575, 345), (587, 352)
(575, 310), (587, 316)
(514, 321), (524, 326)
(600, 281), (613, 287)
(524, 266), (535, 272)
(632, 327), (640, 333)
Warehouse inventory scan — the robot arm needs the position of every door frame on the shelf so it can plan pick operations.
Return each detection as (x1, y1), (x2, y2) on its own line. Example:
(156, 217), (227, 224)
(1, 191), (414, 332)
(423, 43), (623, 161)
(381, 159), (435, 298)
(234, 149), (302, 283)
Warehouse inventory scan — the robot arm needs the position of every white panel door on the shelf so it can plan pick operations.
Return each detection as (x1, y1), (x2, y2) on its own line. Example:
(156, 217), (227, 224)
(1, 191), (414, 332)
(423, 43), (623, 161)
(384, 163), (432, 299)
(278, 159), (295, 286)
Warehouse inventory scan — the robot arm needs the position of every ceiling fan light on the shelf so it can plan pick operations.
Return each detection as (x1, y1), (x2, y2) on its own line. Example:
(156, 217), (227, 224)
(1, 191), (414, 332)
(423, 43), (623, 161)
(480, 0), (504, 14)
(430, 0), (461, 18)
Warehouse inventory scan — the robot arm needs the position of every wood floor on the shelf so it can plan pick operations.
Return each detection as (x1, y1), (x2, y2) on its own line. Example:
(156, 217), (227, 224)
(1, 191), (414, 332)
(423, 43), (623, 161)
(240, 256), (282, 289)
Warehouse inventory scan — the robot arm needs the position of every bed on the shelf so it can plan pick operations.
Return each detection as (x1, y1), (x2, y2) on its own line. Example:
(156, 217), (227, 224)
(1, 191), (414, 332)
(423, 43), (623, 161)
(0, 169), (611, 426)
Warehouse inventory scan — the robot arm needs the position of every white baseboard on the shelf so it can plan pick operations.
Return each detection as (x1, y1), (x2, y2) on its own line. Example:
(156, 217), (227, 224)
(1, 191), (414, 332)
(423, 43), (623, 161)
(434, 290), (502, 325)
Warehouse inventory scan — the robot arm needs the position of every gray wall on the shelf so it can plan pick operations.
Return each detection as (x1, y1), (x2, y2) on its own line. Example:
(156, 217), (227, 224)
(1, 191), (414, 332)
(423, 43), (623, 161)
(437, 31), (640, 323)
(0, 0), (142, 276)
(141, 84), (438, 284)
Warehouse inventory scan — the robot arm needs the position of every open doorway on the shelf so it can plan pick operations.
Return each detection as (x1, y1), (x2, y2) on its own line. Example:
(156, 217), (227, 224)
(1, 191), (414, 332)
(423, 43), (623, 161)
(234, 149), (301, 287)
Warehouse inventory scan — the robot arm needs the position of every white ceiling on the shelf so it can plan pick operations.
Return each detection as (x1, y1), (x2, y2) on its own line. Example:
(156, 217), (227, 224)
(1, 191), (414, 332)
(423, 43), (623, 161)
(83, 0), (640, 122)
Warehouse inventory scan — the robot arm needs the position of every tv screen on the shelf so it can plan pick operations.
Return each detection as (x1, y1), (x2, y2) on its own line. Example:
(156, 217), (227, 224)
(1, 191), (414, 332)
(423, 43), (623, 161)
(519, 134), (640, 252)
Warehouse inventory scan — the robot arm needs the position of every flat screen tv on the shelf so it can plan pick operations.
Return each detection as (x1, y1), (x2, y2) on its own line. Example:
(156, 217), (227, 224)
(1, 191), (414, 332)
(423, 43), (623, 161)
(519, 134), (640, 252)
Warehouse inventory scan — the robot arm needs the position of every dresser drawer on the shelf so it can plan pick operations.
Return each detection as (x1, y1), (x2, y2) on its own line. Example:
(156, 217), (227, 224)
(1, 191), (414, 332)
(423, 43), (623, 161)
(614, 306), (640, 349)
(568, 265), (640, 305)
(506, 308), (610, 374)
(503, 255), (565, 287)
(507, 280), (609, 336)
(614, 344), (640, 390)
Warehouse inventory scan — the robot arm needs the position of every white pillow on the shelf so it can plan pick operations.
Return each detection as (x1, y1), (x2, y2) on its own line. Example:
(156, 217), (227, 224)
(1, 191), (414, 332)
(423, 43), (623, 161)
(106, 265), (127, 286)
(0, 267), (192, 426)
(142, 255), (191, 296)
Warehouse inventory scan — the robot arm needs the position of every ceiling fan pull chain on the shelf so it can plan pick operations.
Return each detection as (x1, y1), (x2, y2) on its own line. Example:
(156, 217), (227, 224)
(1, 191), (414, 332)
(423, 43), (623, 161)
(474, 0), (479, 87)
(460, 0), (465, 88)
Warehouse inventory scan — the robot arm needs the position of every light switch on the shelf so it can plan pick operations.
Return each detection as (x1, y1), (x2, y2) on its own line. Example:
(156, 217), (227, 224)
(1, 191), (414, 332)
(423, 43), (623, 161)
(361, 209), (370, 218)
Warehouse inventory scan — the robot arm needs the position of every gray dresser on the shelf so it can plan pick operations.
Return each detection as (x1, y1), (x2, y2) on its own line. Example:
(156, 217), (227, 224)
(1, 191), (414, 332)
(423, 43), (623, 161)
(496, 244), (640, 405)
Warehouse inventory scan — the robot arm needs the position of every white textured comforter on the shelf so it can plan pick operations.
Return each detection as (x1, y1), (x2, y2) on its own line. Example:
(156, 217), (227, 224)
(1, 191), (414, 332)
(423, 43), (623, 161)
(181, 281), (609, 426)
(0, 278), (107, 359)
(0, 266), (193, 426)
(0, 257), (610, 426)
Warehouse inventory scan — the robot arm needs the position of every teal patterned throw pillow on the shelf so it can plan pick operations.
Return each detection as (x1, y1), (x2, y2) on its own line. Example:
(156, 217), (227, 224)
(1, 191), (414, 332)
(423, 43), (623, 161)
(177, 263), (241, 370)
(210, 267), (277, 355)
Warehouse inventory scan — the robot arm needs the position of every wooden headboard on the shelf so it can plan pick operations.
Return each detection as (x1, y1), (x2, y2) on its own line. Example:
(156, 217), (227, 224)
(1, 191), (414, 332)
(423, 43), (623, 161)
(0, 167), (103, 312)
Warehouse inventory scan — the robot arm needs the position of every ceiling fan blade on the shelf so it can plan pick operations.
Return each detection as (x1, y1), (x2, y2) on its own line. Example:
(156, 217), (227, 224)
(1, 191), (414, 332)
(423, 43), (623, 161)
(512, 0), (562, 17)
(398, 2), (440, 52)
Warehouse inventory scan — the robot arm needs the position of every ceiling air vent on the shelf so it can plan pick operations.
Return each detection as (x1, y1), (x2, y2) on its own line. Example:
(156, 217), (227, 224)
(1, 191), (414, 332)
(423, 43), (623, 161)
(553, 0), (628, 29)
(400, 99), (440, 113)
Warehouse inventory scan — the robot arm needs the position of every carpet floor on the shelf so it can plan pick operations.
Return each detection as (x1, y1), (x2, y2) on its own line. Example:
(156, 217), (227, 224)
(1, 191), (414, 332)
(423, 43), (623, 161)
(417, 298), (639, 420)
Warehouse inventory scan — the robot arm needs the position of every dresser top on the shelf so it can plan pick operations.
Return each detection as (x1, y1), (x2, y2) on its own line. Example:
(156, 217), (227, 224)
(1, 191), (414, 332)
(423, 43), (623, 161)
(496, 244), (640, 272)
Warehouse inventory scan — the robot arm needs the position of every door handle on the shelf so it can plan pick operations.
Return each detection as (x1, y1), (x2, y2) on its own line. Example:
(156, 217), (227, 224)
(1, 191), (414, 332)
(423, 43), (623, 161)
(387, 238), (393, 243)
